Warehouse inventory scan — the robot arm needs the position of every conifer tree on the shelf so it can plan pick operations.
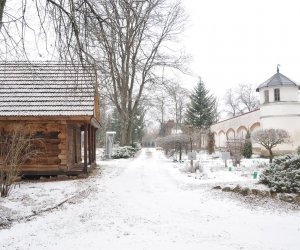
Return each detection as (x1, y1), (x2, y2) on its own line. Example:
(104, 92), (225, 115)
(242, 131), (253, 158)
(185, 78), (218, 129)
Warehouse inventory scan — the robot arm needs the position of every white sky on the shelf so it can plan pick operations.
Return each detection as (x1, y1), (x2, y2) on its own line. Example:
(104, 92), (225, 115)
(181, 0), (300, 99)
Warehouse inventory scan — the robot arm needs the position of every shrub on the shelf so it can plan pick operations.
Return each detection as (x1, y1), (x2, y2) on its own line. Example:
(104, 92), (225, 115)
(297, 146), (300, 155)
(242, 131), (252, 158)
(259, 154), (300, 193)
(111, 146), (139, 159)
(226, 139), (244, 166)
(0, 127), (44, 197)
(180, 160), (203, 173)
(132, 142), (141, 150)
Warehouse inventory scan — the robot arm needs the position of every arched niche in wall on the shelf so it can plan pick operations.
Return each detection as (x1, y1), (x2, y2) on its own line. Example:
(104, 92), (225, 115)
(250, 122), (260, 134)
(218, 130), (226, 148)
(213, 132), (218, 147)
(226, 128), (235, 140)
(237, 126), (248, 139)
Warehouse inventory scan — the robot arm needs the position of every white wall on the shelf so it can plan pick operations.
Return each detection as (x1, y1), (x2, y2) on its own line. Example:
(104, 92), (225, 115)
(211, 110), (260, 136)
(259, 86), (299, 104)
(211, 110), (260, 148)
(211, 85), (300, 153)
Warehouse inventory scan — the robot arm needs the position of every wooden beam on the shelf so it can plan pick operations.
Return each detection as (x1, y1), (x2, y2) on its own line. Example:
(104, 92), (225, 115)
(0, 115), (93, 122)
(91, 127), (94, 163)
(94, 128), (97, 163)
(83, 123), (88, 173)
(90, 117), (101, 128)
(88, 124), (92, 165)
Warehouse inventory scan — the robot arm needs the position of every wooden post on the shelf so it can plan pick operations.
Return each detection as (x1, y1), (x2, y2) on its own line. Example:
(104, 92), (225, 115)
(91, 126), (95, 163)
(88, 124), (92, 165)
(83, 123), (88, 173)
(94, 128), (97, 163)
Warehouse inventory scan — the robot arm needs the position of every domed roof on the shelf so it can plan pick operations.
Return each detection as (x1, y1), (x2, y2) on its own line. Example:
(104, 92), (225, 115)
(256, 68), (299, 92)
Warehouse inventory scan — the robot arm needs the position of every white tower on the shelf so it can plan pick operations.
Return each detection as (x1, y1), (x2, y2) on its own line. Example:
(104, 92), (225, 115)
(256, 66), (300, 152)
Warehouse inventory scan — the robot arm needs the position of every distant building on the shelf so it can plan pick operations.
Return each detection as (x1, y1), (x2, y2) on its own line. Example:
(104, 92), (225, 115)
(164, 120), (175, 136)
(211, 68), (300, 155)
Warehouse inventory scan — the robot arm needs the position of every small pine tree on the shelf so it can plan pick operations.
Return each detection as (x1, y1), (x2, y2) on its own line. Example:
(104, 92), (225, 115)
(185, 78), (217, 129)
(242, 131), (252, 158)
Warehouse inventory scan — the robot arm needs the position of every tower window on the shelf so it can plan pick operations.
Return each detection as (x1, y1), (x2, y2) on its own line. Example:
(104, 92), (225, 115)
(264, 90), (269, 103)
(274, 88), (280, 102)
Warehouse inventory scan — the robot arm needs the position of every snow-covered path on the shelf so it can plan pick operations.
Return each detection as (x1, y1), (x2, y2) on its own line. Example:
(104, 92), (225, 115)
(0, 149), (299, 250)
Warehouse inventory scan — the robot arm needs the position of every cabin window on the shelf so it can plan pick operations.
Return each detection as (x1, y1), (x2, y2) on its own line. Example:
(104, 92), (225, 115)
(35, 131), (45, 139)
(49, 132), (59, 139)
(264, 90), (269, 103)
(274, 88), (280, 102)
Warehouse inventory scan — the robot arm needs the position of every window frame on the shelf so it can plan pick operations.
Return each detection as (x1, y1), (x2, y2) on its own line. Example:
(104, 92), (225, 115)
(264, 90), (269, 103)
(274, 88), (280, 102)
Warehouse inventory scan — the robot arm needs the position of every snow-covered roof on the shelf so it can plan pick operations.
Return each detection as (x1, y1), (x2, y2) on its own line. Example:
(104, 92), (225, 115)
(256, 70), (299, 91)
(0, 61), (96, 117)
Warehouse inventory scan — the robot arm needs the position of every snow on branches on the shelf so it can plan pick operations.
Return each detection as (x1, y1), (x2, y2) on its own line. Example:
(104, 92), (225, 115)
(252, 129), (289, 163)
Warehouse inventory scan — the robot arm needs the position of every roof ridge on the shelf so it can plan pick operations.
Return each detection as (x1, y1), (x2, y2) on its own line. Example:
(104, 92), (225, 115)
(256, 71), (299, 91)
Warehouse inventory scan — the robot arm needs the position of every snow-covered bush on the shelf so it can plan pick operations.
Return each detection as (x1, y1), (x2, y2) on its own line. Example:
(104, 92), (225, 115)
(111, 146), (139, 159)
(180, 160), (203, 173)
(132, 142), (142, 150)
(259, 154), (300, 193)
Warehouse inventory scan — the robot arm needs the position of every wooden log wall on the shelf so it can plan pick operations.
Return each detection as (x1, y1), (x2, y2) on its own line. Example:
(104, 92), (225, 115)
(0, 121), (68, 174)
(0, 119), (97, 175)
(66, 123), (82, 169)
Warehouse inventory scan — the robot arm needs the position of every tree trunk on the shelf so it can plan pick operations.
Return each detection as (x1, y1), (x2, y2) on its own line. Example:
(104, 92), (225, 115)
(179, 143), (182, 161)
(119, 114), (133, 146)
(268, 149), (273, 163)
(190, 137), (193, 152)
(127, 120), (133, 147)
(119, 115), (128, 146)
(0, 0), (6, 31)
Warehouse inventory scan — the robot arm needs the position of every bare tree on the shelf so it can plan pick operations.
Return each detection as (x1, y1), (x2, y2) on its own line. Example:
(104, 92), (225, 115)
(223, 84), (259, 118)
(223, 88), (241, 117)
(0, 0), (101, 62)
(151, 92), (170, 136)
(0, 127), (44, 197)
(252, 129), (290, 163)
(89, 0), (186, 145)
(226, 138), (245, 166)
(236, 83), (259, 112)
(0, 0), (5, 31)
(156, 133), (189, 160)
(167, 83), (189, 133)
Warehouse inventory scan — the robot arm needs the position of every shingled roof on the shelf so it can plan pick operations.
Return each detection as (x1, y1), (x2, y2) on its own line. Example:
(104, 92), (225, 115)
(256, 70), (300, 91)
(0, 61), (96, 116)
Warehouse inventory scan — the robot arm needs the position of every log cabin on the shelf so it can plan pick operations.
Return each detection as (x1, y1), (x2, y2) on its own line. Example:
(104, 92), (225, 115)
(0, 61), (100, 175)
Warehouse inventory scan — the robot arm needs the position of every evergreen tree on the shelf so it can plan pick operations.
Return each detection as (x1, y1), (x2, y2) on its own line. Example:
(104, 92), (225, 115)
(185, 78), (217, 129)
(242, 131), (252, 158)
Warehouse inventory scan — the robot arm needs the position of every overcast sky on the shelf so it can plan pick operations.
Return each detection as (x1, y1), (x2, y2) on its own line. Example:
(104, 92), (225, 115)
(181, 0), (300, 99)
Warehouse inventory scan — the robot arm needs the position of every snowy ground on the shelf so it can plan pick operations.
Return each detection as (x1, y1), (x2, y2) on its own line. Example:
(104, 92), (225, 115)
(0, 148), (299, 250)
(172, 151), (270, 188)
